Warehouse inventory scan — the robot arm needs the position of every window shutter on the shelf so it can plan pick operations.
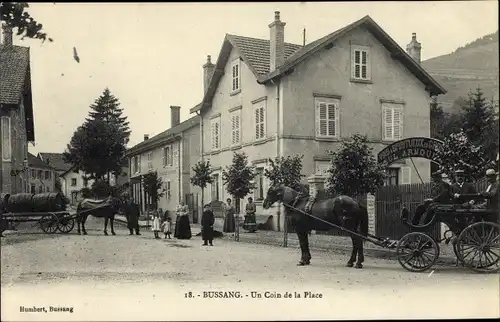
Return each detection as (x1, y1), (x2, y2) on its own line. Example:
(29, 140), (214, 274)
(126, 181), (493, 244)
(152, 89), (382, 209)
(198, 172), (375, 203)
(318, 103), (327, 136)
(327, 103), (336, 136)
(235, 113), (240, 144)
(215, 120), (220, 149)
(255, 108), (260, 139)
(259, 107), (264, 139)
(395, 108), (403, 140)
(334, 104), (340, 137)
(231, 115), (236, 145)
(365, 49), (371, 80)
(383, 107), (393, 140)
(351, 48), (357, 79)
(400, 167), (411, 185)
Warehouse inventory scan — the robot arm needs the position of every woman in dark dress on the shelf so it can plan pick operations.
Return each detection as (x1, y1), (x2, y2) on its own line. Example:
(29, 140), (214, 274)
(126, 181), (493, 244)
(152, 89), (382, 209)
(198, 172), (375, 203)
(201, 204), (215, 246)
(175, 202), (192, 240)
(223, 198), (235, 233)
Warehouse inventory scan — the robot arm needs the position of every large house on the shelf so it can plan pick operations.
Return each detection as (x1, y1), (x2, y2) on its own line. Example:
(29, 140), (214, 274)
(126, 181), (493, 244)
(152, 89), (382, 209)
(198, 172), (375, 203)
(27, 152), (56, 193)
(0, 25), (35, 194)
(125, 106), (201, 216)
(189, 13), (445, 227)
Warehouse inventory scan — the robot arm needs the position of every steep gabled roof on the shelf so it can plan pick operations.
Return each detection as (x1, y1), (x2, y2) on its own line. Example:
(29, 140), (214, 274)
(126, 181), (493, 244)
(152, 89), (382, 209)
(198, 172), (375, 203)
(0, 44), (35, 142)
(28, 152), (55, 170)
(191, 15), (446, 115)
(125, 115), (200, 157)
(190, 35), (302, 113)
(259, 15), (446, 96)
(38, 152), (73, 172)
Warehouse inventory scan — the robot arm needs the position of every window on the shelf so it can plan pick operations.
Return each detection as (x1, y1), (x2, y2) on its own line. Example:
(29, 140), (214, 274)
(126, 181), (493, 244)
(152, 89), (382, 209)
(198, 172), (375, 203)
(31, 169), (36, 179)
(1, 116), (11, 161)
(231, 58), (240, 92)
(254, 168), (264, 201)
(316, 98), (340, 138)
(384, 168), (399, 186)
(37, 170), (42, 179)
(165, 180), (171, 200)
(382, 103), (404, 141)
(38, 185), (43, 193)
(71, 178), (77, 186)
(132, 155), (140, 174)
(147, 152), (153, 170)
(315, 161), (331, 177)
(211, 117), (220, 150)
(162, 146), (173, 167)
(211, 173), (220, 201)
(30, 184), (36, 194)
(231, 110), (241, 146)
(254, 103), (266, 141)
(400, 167), (411, 185)
(351, 45), (371, 80)
(44, 171), (50, 180)
(46, 186), (50, 192)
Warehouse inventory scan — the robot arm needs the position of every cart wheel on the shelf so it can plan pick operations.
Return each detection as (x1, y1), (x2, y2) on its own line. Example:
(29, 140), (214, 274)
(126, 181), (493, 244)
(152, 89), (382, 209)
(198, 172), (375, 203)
(456, 222), (499, 273)
(396, 232), (439, 272)
(40, 215), (58, 234)
(57, 217), (75, 233)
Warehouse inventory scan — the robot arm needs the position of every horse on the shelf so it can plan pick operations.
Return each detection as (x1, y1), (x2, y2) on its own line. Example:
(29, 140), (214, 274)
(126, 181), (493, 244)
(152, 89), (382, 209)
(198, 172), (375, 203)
(262, 184), (369, 268)
(76, 196), (123, 235)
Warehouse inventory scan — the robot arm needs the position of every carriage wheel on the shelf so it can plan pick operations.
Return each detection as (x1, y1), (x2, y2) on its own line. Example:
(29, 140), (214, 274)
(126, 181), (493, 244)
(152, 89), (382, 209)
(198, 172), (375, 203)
(456, 222), (499, 273)
(396, 232), (439, 272)
(39, 215), (58, 234)
(57, 217), (75, 233)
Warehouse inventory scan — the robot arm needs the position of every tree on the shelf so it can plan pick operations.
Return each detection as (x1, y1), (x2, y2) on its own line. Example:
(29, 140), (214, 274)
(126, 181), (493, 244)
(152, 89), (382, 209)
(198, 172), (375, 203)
(222, 152), (256, 211)
(63, 118), (126, 180)
(264, 155), (305, 232)
(63, 89), (129, 181)
(430, 96), (446, 139)
(326, 134), (385, 197)
(1, 2), (52, 42)
(264, 155), (305, 191)
(460, 87), (499, 163)
(190, 160), (213, 209)
(142, 171), (165, 210)
(439, 130), (494, 181)
(90, 179), (113, 199)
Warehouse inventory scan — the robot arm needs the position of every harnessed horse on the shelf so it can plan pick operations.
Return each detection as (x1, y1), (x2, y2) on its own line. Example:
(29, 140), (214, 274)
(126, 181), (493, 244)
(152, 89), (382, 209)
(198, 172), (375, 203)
(76, 196), (123, 235)
(262, 185), (369, 268)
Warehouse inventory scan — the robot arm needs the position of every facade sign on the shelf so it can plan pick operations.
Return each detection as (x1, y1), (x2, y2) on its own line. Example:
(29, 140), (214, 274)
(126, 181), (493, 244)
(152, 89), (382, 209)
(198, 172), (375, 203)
(377, 137), (444, 166)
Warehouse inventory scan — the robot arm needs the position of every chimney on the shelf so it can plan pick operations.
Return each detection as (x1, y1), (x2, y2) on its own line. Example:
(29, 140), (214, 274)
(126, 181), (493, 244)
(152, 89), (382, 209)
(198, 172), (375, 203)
(406, 32), (421, 64)
(269, 11), (286, 71)
(2, 24), (13, 46)
(170, 106), (181, 128)
(203, 55), (215, 94)
(144, 134), (149, 141)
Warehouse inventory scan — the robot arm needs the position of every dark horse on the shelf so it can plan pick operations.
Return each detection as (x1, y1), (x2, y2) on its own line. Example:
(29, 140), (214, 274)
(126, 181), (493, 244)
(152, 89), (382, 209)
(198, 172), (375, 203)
(76, 196), (123, 235)
(262, 185), (369, 268)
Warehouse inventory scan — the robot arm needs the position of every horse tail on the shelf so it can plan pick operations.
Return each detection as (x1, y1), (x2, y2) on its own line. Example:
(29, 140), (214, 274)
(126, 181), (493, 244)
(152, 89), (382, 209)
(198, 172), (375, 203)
(358, 204), (369, 237)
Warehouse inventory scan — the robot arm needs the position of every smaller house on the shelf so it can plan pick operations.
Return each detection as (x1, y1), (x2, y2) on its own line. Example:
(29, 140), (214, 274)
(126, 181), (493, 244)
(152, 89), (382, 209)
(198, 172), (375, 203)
(37, 152), (72, 176)
(27, 152), (56, 193)
(59, 167), (93, 205)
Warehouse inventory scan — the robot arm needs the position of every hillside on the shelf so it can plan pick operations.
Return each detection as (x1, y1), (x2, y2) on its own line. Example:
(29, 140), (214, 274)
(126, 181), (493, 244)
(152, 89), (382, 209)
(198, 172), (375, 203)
(422, 31), (499, 113)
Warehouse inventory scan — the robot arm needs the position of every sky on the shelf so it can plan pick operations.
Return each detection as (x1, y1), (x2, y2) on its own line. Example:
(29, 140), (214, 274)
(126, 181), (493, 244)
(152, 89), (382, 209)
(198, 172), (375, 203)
(2, 1), (498, 155)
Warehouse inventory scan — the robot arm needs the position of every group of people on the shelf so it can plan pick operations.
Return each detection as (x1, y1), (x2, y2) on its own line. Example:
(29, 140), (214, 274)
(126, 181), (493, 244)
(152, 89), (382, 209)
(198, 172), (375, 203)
(429, 168), (498, 210)
(221, 197), (258, 234)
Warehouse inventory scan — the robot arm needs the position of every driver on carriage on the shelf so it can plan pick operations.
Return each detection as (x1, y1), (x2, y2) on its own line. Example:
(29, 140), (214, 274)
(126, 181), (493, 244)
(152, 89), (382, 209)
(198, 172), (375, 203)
(427, 171), (453, 204)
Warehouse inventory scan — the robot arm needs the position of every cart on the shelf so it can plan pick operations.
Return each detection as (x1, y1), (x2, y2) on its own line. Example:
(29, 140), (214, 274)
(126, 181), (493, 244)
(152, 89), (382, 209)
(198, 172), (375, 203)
(0, 211), (76, 234)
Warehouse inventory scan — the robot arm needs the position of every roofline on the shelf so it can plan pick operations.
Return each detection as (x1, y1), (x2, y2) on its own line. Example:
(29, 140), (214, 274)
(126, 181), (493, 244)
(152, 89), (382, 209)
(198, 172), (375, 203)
(257, 15), (446, 96)
(125, 116), (200, 157)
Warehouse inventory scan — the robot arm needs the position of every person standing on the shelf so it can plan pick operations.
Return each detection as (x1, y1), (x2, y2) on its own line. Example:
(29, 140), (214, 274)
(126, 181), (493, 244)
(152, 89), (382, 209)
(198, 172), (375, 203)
(125, 198), (141, 235)
(223, 198), (235, 233)
(201, 204), (215, 246)
(175, 201), (192, 239)
(244, 197), (257, 233)
(161, 217), (172, 239)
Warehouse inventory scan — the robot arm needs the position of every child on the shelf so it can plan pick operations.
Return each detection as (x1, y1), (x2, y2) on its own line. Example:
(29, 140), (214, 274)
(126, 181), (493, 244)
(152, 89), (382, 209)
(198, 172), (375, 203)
(151, 210), (161, 239)
(161, 217), (172, 239)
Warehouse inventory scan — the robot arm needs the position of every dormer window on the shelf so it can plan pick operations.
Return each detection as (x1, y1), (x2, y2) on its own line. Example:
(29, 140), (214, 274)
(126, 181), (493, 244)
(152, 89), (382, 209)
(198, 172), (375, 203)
(231, 58), (241, 93)
(351, 45), (371, 82)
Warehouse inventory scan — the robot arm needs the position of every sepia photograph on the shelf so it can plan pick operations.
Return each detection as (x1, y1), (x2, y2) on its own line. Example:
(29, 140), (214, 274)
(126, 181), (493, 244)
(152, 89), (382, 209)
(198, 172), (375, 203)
(1, 1), (499, 321)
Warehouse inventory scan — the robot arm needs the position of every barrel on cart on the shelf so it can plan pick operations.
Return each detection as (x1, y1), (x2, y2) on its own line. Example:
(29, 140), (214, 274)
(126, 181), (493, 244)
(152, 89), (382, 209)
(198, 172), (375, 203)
(6, 192), (65, 213)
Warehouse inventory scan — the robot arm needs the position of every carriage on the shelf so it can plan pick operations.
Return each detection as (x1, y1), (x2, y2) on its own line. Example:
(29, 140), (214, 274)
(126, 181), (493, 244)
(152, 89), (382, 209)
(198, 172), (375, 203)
(0, 192), (76, 235)
(397, 195), (499, 273)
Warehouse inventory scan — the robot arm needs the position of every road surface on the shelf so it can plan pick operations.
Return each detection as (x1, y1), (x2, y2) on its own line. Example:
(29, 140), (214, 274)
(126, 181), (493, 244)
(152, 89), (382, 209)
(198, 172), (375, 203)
(1, 217), (498, 321)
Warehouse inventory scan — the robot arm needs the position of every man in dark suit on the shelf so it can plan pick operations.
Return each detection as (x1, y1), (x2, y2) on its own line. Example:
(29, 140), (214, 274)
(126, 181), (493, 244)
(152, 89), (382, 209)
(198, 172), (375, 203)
(430, 172), (453, 203)
(125, 198), (141, 235)
(201, 204), (215, 246)
(474, 169), (498, 211)
(451, 169), (477, 205)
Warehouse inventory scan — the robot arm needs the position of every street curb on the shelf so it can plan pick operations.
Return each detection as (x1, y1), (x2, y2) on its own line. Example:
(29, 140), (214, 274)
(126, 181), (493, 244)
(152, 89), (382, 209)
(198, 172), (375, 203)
(220, 234), (457, 265)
